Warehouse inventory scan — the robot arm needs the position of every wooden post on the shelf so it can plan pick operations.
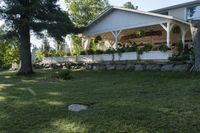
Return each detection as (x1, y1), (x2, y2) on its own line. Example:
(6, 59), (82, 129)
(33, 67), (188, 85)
(166, 22), (171, 47)
(160, 22), (173, 48)
(112, 30), (121, 49)
(180, 27), (188, 48)
(82, 36), (91, 50)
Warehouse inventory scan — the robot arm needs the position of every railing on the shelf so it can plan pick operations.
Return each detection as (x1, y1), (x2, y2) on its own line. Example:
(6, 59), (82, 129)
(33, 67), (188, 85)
(42, 51), (173, 64)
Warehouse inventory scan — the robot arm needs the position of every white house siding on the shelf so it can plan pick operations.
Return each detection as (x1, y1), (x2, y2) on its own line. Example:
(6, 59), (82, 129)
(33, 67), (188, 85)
(168, 8), (186, 21)
(83, 10), (168, 36)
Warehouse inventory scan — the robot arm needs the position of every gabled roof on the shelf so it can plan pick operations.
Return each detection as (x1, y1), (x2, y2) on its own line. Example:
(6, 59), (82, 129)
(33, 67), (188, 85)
(86, 6), (190, 29)
(151, 0), (200, 13)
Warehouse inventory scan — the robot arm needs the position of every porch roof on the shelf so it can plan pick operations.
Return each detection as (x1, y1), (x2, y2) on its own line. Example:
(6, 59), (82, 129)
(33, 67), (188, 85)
(83, 7), (190, 36)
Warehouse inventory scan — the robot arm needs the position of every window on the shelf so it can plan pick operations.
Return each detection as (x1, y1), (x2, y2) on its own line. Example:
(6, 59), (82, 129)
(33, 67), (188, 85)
(187, 6), (200, 20)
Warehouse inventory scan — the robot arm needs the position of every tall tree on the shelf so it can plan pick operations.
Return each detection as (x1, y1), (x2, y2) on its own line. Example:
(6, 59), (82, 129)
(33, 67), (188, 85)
(123, 1), (138, 10)
(0, 0), (77, 75)
(191, 21), (200, 72)
(66, 0), (109, 26)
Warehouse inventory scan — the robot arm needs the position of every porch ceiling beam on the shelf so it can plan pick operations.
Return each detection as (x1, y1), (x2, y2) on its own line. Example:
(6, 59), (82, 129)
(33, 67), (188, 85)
(84, 20), (168, 36)
(160, 23), (167, 31)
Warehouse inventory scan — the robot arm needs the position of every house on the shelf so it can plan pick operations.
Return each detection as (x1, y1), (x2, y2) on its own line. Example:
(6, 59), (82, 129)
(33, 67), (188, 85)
(80, 0), (200, 61)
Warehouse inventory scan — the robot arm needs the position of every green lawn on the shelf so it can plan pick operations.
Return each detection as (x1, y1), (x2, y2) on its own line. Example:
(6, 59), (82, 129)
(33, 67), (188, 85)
(0, 70), (200, 133)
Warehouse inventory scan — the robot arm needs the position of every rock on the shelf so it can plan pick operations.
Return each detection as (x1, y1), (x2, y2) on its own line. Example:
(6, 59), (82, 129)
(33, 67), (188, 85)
(161, 64), (174, 72)
(116, 64), (126, 70)
(56, 63), (61, 67)
(33, 64), (41, 69)
(173, 64), (190, 72)
(146, 64), (161, 71)
(126, 64), (135, 70)
(135, 65), (145, 71)
(98, 64), (106, 70)
(44, 64), (51, 68)
(106, 64), (115, 70)
(86, 64), (93, 70)
(68, 104), (88, 112)
(93, 65), (98, 70)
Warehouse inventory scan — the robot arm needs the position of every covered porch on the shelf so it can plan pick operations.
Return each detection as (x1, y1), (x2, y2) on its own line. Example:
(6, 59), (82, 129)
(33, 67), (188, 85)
(82, 7), (192, 61)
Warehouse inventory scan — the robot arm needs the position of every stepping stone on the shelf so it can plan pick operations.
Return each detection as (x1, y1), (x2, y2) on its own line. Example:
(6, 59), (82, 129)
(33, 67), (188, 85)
(68, 104), (88, 112)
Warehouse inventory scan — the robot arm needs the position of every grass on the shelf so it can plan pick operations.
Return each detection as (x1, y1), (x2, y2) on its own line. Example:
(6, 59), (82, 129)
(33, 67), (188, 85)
(0, 69), (200, 133)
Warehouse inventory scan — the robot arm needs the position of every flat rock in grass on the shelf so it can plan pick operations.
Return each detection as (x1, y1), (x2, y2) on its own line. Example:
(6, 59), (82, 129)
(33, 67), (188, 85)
(68, 104), (88, 112)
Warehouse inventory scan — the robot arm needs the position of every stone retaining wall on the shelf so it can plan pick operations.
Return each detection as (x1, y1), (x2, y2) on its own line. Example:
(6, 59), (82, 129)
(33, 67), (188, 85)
(34, 61), (194, 72)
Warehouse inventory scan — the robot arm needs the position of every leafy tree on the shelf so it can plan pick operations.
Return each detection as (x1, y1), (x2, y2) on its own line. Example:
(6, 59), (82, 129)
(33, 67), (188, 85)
(71, 35), (82, 55)
(123, 1), (138, 10)
(66, 0), (109, 26)
(66, 0), (109, 54)
(0, 27), (20, 69)
(0, 0), (77, 75)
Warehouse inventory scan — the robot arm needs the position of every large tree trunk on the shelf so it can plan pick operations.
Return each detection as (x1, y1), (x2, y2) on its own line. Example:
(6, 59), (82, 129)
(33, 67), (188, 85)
(17, 23), (34, 75)
(191, 21), (200, 72)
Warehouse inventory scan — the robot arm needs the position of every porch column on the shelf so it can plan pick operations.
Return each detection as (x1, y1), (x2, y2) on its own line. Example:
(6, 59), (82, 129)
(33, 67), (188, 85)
(160, 22), (173, 47)
(112, 30), (121, 49)
(180, 27), (188, 48)
(166, 22), (171, 47)
(82, 36), (91, 50)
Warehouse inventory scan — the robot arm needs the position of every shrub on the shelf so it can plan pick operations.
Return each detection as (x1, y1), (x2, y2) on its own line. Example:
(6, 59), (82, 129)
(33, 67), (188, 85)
(104, 49), (116, 54)
(178, 41), (183, 55)
(2, 64), (12, 69)
(94, 36), (102, 44)
(35, 50), (44, 63)
(80, 51), (86, 55)
(52, 70), (72, 80)
(159, 44), (169, 52)
(95, 50), (104, 55)
(143, 44), (152, 51)
(116, 48), (125, 53)
(44, 50), (65, 57)
(136, 30), (145, 38)
(137, 44), (152, 55)
(137, 48), (144, 55)
(87, 49), (95, 55)
(66, 53), (71, 56)
(169, 55), (190, 61)
(125, 46), (137, 52)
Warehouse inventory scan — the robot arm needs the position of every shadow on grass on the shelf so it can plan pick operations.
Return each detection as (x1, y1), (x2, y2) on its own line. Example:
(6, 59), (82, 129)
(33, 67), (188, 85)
(0, 70), (200, 132)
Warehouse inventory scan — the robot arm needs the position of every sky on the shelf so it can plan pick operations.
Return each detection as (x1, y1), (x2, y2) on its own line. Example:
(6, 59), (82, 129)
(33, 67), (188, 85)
(0, 0), (194, 26)
(59, 0), (194, 11)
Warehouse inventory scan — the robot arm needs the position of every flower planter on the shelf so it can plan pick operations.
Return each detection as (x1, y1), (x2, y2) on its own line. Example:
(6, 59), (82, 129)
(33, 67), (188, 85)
(42, 51), (173, 63)
(77, 55), (93, 62)
(93, 54), (113, 62)
(140, 51), (172, 60)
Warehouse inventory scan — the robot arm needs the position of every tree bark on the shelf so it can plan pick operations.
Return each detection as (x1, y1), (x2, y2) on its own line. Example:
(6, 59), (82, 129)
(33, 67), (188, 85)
(17, 22), (34, 75)
(191, 21), (200, 72)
